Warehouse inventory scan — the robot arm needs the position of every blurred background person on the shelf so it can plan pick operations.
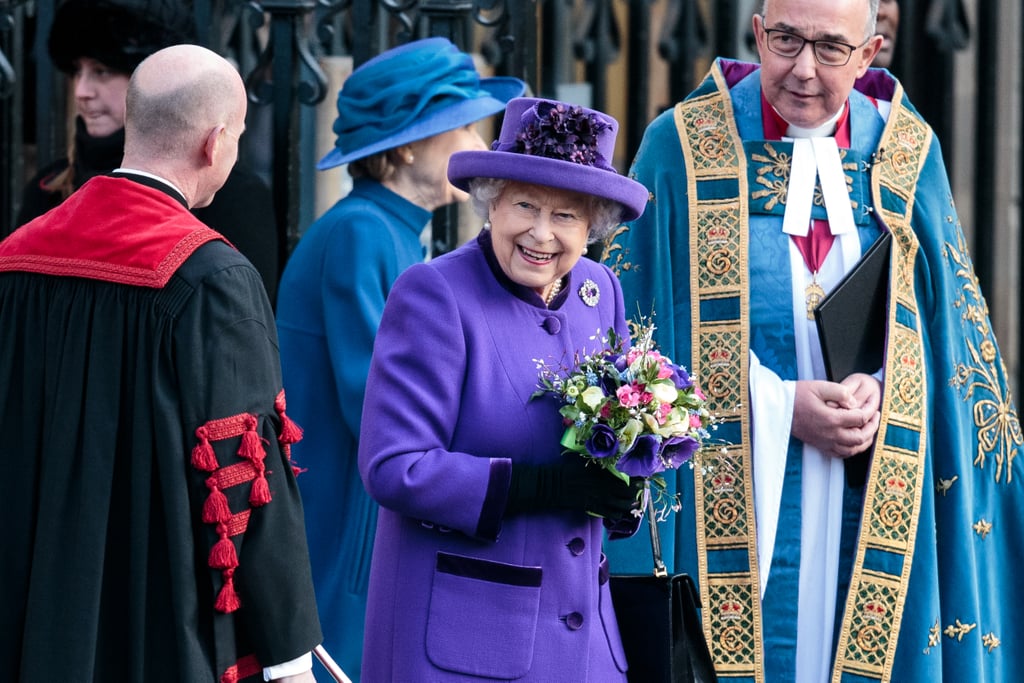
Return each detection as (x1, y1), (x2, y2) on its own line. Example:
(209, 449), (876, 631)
(356, 95), (650, 681)
(874, 0), (900, 69)
(13, 0), (281, 304)
(274, 37), (523, 681)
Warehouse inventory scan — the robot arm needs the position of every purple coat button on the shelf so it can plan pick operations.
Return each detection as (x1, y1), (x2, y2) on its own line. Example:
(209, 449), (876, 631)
(542, 316), (561, 334)
(565, 612), (584, 630)
(567, 537), (586, 555)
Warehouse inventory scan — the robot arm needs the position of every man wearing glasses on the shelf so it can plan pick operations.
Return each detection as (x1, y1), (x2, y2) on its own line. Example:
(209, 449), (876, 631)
(604, 0), (1023, 681)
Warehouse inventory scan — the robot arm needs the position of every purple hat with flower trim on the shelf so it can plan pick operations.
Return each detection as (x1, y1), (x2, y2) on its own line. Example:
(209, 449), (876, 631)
(447, 97), (649, 221)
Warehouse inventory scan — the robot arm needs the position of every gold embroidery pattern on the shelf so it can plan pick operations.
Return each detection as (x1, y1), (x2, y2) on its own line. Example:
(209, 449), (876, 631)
(843, 575), (901, 677)
(698, 202), (743, 291)
(601, 223), (635, 278)
(953, 340), (1021, 483)
(888, 326), (925, 422)
(833, 82), (930, 683)
(982, 632), (1001, 652)
(944, 619), (977, 641)
(681, 67), (763, 681)
(702, 445), (748, 542)
(923, 620), (941, 654)
(935, 475), (958, 496)
(972, 518), (992, 539)
(946, 223), (989, 334)
(750, 144), (791, 210)
(680, 98), (741, 172)
(707, 577), (758, 676)
(866, 455), (919, 547)
(750, 142), (859, 211)
(701, 328), (744, 418)
(945, 223), (1023, 483)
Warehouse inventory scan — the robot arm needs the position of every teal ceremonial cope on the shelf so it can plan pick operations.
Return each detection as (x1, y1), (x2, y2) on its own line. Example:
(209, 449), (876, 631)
(814, 229), (893, 383)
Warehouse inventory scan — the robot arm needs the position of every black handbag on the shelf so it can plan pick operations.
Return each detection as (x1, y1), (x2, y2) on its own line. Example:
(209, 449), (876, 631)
(609, 492), (718, 683)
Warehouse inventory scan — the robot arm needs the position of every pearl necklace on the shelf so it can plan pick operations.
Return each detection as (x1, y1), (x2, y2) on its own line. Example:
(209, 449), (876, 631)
(544, 277), (563, 306)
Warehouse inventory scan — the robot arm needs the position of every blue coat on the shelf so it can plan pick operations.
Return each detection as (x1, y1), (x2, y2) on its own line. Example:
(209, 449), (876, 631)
(276, 178), (431, 679)
(358, 233), (632, 681)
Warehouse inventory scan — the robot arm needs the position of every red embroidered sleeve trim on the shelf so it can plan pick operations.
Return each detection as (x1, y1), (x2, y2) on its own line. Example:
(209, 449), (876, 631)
(220, 651), (262, 683)
(191, 410), (274, 614)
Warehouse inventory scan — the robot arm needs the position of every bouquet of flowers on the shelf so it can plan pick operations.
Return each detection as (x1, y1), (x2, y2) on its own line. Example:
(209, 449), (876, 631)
(532, 314), (715, 519)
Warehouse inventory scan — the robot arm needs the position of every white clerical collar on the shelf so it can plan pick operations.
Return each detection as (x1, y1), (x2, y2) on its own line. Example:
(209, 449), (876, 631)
(782, 104), (845, 139)
(777, 105), (855, 237)
(113, 167), (188, 204)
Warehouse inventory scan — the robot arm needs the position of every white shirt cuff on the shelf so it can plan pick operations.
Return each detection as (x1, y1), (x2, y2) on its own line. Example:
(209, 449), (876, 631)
(263, 651), (313, 681)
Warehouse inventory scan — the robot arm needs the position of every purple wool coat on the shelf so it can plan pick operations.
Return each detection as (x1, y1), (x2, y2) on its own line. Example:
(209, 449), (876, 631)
(358, 232), (634, 681)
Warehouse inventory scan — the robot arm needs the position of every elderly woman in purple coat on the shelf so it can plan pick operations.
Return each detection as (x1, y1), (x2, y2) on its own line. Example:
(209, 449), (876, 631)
(357, 97), (650, 681)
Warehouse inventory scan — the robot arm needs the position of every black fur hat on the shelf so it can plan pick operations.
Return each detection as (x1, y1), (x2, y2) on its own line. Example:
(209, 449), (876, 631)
(48, 0), (196, 75)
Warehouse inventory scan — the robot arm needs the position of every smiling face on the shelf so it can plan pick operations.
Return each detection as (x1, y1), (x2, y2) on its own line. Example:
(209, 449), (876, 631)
(754, 0), (882, 129)
(72, 57), (131, 138)
(487, 181), (592, 295)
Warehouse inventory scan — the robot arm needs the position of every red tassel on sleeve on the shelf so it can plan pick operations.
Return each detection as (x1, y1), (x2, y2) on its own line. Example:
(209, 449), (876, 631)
(238, 415), (272, 506)
(191, 409), (283, 619)
(209, 521), (239, 569)
(274, 390), (304, 444)
(237, 415), (264, 460)
(202, 477), (232, 524)
(191, 425), (218, 471)
(215, 567), (242, 613)
(249, 474), (271, 506)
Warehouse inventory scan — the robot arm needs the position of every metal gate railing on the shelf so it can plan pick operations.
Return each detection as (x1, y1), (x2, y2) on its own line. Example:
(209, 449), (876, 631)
(1, 0), (1018, 391)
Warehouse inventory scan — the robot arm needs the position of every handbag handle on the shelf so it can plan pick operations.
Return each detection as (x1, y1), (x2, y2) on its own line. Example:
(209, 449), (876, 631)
(644, 481), (669, 578)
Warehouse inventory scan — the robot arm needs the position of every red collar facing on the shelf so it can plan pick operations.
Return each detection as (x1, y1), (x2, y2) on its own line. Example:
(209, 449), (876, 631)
(0, 175), (225, 288)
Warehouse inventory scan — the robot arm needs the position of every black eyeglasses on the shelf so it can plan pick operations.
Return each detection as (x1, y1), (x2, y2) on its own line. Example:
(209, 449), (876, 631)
(762, 27), (871, 67)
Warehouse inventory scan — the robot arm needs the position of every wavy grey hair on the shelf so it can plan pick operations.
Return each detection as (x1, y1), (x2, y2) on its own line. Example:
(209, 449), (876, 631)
(466, 178), (625, 244)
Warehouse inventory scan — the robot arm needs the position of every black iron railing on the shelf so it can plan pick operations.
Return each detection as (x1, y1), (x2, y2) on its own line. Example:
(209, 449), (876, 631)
(1, 0), (1017, 390)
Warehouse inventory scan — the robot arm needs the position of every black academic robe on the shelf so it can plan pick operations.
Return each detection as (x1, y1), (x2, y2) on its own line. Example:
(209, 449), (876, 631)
(0, 174), (321, 682)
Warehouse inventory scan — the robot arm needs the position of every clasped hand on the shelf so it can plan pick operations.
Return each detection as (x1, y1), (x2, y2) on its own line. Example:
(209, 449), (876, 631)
(791, 372), (881, 459)
(507, 458), (644, 520)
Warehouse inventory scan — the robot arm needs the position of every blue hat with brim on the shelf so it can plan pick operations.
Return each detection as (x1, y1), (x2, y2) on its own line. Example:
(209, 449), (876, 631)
(447, 97), (649, 222)
(317, 37), (525, 170)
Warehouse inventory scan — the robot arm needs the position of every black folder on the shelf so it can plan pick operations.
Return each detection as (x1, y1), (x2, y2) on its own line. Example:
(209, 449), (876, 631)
(814, 230), (892, 382)
(813, 230), (892, 488)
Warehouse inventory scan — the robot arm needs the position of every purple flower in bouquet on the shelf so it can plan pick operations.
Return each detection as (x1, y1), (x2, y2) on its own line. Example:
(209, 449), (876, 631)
(585, 423), (619, 460)
(616, 434), (664, 478)
(668, 363), (693, 390)
(662, 435), (701, 469)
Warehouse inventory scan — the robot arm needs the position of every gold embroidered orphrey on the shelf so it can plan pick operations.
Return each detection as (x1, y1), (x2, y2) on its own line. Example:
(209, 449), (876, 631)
(677, 64), (929, 683)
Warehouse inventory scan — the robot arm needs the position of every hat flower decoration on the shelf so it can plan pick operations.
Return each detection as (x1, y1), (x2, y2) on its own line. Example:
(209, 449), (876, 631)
(448, 96), (650, 222)
(513, 101), (612, 169)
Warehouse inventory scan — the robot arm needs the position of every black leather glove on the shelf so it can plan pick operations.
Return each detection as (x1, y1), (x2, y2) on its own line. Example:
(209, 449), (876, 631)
(506, 458), (644, 518)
